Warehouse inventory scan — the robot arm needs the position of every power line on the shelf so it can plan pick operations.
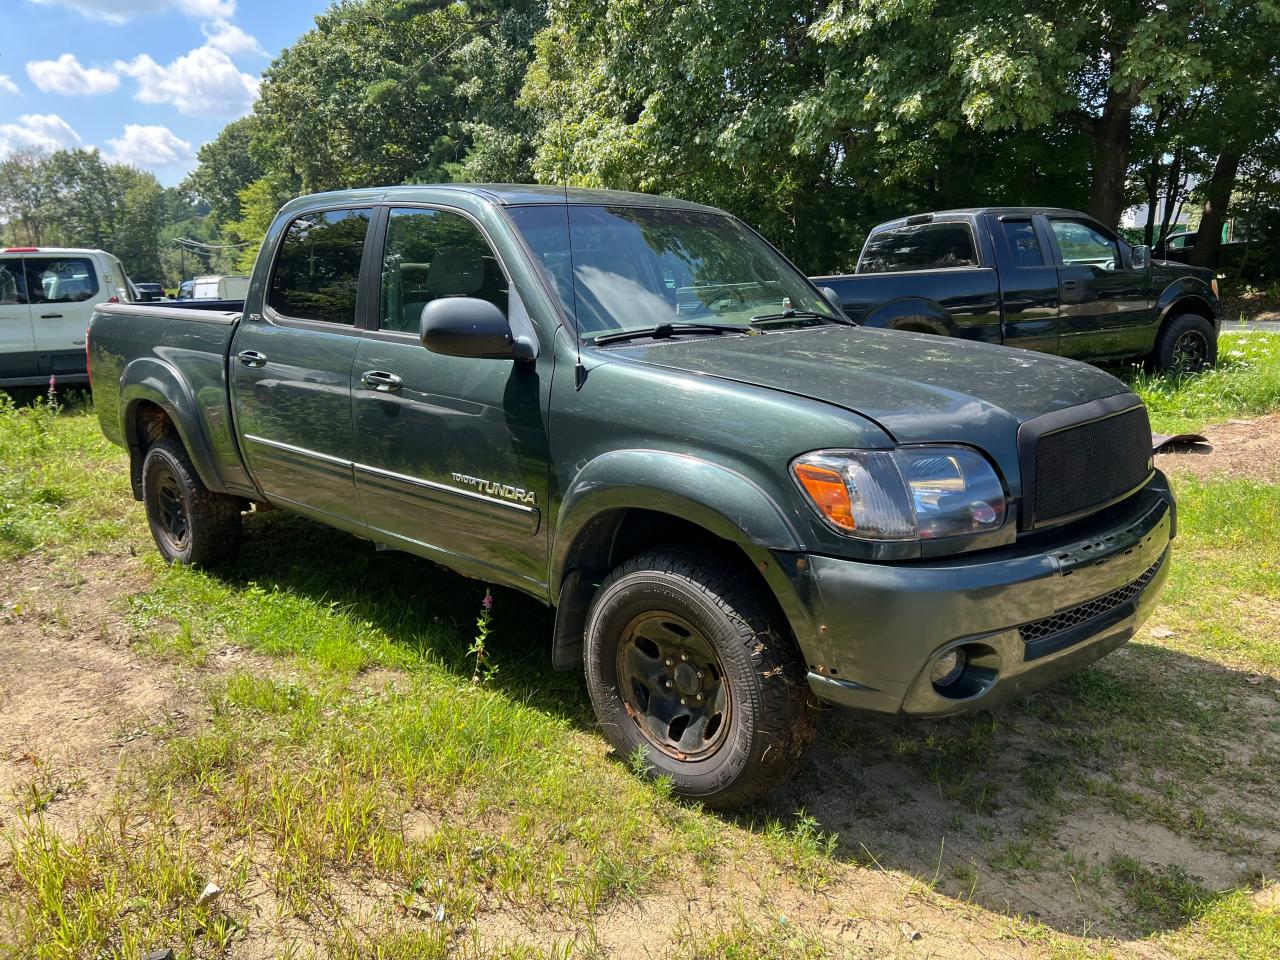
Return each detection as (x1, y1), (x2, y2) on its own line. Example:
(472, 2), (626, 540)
(169, 236), (255, 250)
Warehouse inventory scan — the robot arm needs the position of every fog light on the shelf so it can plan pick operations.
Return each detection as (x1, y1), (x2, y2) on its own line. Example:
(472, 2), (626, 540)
(930, 648), (966, 689)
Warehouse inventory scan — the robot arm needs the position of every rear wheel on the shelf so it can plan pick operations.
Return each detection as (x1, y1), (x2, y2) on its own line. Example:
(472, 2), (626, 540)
(142, 437), (242, 567)
(583, 549), (816, 808)
(1151, 313), (1217, 374)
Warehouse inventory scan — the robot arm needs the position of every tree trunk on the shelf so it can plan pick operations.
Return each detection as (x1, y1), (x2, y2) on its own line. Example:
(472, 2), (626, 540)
(1087, 84), (1140, 229)
(1158, 146), (1185, 252)
(1191, 149), (1241, 268)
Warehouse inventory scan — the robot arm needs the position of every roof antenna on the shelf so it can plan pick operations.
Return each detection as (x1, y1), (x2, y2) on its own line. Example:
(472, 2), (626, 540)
(554, 57), (586, 389)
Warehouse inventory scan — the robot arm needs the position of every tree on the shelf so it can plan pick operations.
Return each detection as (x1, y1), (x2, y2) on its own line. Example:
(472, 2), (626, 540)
(0, 150), (55, 246)
(181, 116), (265, 225)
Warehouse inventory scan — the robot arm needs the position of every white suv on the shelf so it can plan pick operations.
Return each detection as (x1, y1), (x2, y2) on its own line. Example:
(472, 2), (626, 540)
(0, 247), (132, 387)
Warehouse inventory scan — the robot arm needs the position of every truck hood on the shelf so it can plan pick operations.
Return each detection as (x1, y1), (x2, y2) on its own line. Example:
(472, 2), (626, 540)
(604, 325), (1130, 443)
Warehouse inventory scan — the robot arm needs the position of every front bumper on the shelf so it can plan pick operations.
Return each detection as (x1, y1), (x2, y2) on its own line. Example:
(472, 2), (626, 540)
(784, 475), (1175, 717)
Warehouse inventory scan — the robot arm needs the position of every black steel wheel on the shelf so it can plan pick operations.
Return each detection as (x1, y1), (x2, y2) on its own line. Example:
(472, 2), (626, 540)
(142, 437), (243, 567)
(616, 611), (732, 761)
(1151, 313), (1217, 374)
(584, 548), (816, 808)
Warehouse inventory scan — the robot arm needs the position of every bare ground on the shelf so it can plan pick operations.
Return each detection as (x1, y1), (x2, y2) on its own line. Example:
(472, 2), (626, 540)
(1154, 413), (1280, 484)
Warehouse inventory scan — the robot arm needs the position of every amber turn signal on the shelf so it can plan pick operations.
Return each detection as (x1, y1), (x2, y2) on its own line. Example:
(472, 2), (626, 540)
(793, 462), (856, 531)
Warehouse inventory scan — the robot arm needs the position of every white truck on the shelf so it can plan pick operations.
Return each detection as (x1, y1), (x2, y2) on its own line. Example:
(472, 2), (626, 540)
(0, 247), (132, 387)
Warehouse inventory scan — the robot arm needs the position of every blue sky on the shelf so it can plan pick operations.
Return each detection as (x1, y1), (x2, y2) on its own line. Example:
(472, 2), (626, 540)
(0, 0), (332, 186)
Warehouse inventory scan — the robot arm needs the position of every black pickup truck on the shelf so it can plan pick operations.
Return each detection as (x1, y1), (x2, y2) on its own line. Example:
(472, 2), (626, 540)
(813, 208), (1222, 372)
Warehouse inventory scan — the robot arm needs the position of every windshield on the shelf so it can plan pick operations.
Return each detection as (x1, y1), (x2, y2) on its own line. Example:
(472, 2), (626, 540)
(506, 204), (836, 338)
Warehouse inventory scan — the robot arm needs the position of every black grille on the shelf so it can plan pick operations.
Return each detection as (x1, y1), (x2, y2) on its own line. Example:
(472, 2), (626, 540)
(1032, 406), (1152, 525)
(1019, 552), (1166, 649)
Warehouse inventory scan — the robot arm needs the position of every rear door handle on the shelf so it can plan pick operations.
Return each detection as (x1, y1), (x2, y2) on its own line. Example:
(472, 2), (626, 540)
(360, 370), (403, 393)
(40, 312), (63, 319)
(237, 350), (267, 367)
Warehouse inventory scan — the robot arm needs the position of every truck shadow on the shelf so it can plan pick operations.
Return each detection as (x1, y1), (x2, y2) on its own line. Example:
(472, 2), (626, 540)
(225, 510), (1278, 941)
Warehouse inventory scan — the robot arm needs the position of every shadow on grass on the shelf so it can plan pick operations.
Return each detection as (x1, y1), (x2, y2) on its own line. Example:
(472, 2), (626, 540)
(223, 509), (582, 722)
(215, 509), (1277, 940)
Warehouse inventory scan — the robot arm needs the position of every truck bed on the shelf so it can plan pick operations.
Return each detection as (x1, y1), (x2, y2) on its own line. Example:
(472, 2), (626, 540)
(88, 301), (256, 498)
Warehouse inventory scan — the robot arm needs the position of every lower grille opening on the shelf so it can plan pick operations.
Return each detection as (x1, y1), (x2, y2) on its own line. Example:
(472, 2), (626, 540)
(1020, 552), (1166, 656)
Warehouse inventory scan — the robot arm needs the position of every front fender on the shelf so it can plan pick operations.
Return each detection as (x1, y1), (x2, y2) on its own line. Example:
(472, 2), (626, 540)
(119, 357), (229, 495)
(1155, 278), (1220, 326)
(550, 449), (803, 589)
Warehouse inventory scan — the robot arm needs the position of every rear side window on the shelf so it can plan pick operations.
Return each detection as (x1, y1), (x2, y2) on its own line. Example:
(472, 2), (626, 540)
(857, 222), (979, 274)
(0, 260), (27, 304)
(379, 207), (509, 334)
(268, 208), (372, 324)
(25, 257), (99, 303)
(1001, 220), (1044, 267)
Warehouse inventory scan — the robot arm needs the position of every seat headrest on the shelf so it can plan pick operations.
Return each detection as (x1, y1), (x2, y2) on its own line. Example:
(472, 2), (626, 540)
(426, 250), (485, 297)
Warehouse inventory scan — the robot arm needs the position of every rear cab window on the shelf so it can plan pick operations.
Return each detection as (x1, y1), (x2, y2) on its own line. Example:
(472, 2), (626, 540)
(857, 221), (980, 274)
(267, 208), (372, 325)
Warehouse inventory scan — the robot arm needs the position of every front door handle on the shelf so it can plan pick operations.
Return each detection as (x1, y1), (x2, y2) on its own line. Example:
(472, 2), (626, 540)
(237, 350), (267, 367)
(40, 312), (63, 319)
(360, 370), (403, 393)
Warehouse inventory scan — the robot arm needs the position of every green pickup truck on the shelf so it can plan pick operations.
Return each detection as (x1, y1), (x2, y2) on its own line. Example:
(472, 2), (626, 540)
(89, 186), (1174, 807)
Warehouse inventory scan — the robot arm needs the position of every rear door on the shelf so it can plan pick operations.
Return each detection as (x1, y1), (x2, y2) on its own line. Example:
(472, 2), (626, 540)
(0, 257), (35, 381)
(24, 254), (97, 379)
(1045, 216), (1151, 361)
(350, 204), (552, 592)
(985, 214), (1059, 352)
(229, 206), (373, 528)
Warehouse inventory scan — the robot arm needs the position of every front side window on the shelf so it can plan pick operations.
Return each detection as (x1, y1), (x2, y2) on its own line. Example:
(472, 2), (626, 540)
(268, 208), (371, 324)
(379, 208), (509, 334)
(857, 222), (979, 274)
(1001, 220), (1044, 268)
(0, 260), (27, 305)
(506, 204), (836, 337)
(1051, 220), (1120, 269)
(26, 257), (98, 303)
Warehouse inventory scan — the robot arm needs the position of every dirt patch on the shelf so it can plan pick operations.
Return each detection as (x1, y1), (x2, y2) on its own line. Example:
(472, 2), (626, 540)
(1154, 413), (1280, 484)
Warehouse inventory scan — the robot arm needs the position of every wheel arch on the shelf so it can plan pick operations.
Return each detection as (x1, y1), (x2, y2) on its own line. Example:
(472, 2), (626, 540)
(119, 358), (225, 499)
(864, 297), (956, 336)
(548, 453), (814, 671)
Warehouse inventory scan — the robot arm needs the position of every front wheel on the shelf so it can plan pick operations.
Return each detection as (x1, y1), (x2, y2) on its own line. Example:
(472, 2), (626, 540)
(583, 549), (817, 808)
(1151, 313), (1217, 374)
(142, 437), (243, 568)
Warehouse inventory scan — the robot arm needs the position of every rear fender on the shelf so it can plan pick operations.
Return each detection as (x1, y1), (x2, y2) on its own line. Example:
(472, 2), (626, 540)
(119, 357), (227, 497)
(864, 298), (957, 337)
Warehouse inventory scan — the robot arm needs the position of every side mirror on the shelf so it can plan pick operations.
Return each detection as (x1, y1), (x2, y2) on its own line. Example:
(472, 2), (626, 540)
(420, 297), (535, 360)
(1131, 244), (1151, 270)
(820, 286), (843, 310)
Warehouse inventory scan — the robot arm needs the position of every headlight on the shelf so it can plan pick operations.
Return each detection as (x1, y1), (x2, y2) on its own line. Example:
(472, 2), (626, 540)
(792, 447), (1007, 540)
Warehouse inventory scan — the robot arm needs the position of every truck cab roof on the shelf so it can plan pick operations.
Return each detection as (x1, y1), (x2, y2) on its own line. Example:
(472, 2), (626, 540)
(279, 183), (723, 214)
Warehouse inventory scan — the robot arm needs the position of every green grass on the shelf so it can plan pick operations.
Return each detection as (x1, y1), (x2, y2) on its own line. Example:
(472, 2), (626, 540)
(1126, 332), (1280, 433)
(2, 375), (1280, 956)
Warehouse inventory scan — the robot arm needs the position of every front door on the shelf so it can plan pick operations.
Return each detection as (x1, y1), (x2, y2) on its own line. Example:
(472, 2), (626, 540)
(24, 255), (98, 378)
(229, 206), (373, 529)
(0, 258), (35, 382)
(351, 205), (552, 593)
(1046, 216), (1151, 361)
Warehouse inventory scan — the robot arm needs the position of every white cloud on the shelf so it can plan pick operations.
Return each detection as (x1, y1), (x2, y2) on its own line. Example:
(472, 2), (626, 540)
(27, 0), (235, 25)
(116, 45), (259, 117)
(0, 113), (83, 158)
(105, 123), (194, 166)
(202, 18), (265, 58)
(0, 75), (19, 95)
(26, 54), (120, 96)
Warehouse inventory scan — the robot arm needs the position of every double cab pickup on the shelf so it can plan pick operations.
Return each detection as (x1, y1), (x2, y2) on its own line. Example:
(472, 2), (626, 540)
(814, 207), (1221, 372)
(90, 186), (1175, 806)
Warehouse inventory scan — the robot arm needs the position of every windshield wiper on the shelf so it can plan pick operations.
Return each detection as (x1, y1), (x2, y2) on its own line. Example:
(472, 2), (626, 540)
(592, 322), (757, 346)
(749, 310), (851, 327)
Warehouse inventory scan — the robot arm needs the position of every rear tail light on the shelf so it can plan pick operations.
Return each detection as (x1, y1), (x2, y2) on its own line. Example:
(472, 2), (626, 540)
(106, 295), (120, 304)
